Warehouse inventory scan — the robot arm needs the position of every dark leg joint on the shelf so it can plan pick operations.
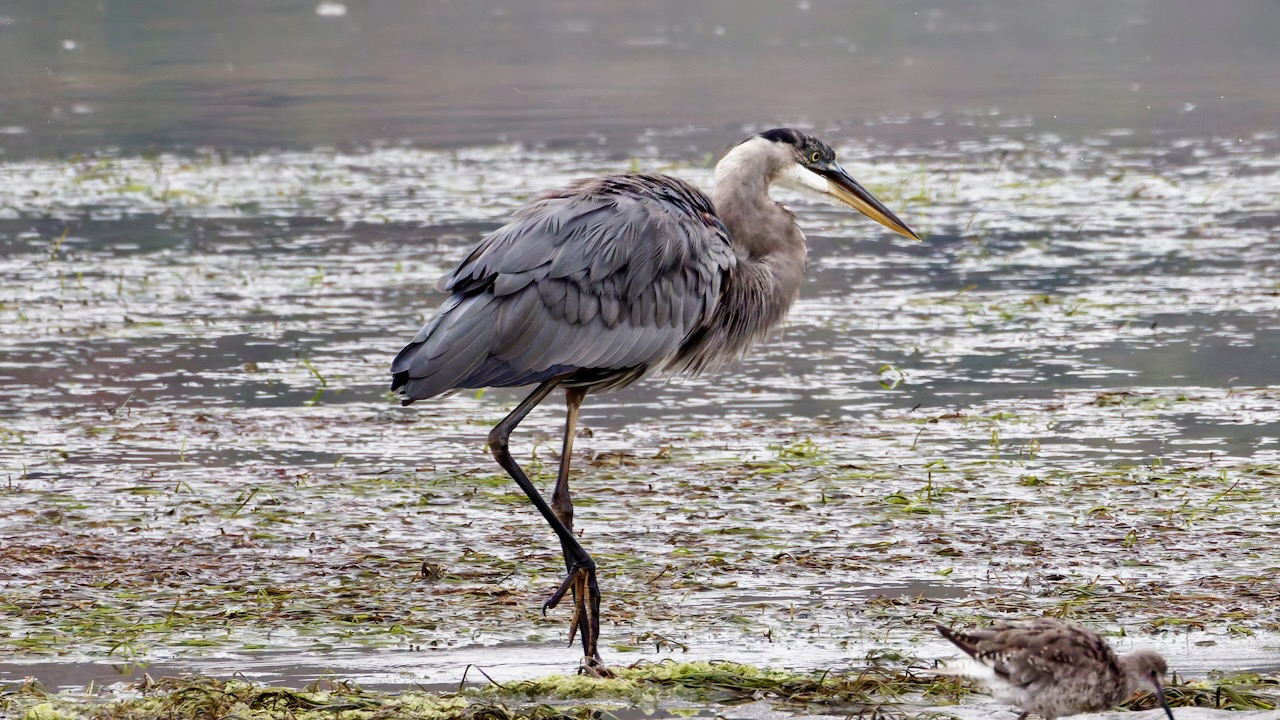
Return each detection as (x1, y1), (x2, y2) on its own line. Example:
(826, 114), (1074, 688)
(542, 558), (597, 614)
(487, 426), (509, 458)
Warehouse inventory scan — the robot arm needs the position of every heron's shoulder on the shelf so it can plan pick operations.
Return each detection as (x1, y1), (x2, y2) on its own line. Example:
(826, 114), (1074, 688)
(548, 172), (716, 216)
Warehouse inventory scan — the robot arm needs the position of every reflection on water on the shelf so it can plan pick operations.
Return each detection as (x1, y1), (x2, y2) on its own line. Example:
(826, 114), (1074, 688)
(3, 1), (1280, 158)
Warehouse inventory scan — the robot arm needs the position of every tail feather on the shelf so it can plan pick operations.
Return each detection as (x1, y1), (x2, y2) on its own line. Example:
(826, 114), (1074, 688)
(391, 294), (497, 402)
(936, 624), (981, 659)
(928, 659), (999, 683)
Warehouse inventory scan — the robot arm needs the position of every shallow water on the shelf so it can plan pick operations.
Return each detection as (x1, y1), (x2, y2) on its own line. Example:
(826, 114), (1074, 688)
(2, 134), (1278, 693)
(2, 0), (1280, 702)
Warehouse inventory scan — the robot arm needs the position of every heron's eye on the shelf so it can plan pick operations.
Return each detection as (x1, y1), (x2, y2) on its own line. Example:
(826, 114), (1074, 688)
(810, 151), (821, 163)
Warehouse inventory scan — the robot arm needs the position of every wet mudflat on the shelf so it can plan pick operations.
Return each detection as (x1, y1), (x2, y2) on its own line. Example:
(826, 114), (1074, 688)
(1, 130), (1279, 719)
(4, 2), (1280, 715)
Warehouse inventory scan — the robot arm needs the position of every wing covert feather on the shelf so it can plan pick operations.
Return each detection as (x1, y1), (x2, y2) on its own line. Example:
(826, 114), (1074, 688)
(392, 173), (736, 400)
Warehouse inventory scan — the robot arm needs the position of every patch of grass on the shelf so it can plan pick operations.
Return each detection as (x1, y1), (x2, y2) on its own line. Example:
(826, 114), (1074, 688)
(1145, 673), (1280, 711)
(774, 437), (823, 460)
(6, 664), (1274, 720)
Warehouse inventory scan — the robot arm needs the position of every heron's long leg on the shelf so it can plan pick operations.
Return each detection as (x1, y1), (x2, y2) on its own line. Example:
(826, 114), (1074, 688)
(547, 387), (601, 661)
(552, 387), (589, 568)
(488, 378), (604, 670)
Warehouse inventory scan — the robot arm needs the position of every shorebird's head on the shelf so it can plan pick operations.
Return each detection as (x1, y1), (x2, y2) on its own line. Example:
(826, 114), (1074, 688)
(1120, 649), (1175, 720)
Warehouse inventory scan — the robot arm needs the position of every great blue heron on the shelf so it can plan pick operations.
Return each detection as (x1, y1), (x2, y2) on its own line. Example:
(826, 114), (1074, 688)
(391, 127), (919, 671)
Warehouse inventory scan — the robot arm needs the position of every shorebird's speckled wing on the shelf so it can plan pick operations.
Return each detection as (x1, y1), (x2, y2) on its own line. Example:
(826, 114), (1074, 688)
(938, 618), (1117, 689)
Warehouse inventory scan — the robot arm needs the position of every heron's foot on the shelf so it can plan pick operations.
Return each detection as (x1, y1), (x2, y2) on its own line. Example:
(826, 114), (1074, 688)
(579, 653), (612, 678)
(542, 561), (604, 669)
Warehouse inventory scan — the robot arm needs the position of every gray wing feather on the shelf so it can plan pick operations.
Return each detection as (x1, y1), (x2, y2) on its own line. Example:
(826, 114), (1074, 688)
(392, 173), (736, 401)
(599, 291), (620, 327)
(391, 294), (497, 399)
(578, 289), (600, 325)
(516, 314), (576, 372)
(537, 280), (568, 314)
(494, 286), (540, 343)
(653, 276), (672, 328)
(585, 324), (643, 369)
(609, 324), (665, 368)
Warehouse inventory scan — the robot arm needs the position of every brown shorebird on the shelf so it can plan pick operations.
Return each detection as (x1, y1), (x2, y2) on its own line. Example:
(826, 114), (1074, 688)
(935, 618), (1176, 720)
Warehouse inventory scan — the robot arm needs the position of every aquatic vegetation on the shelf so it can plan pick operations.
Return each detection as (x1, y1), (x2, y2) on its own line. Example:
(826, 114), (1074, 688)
(2, 662), (1276, 720)
(1, 134), (1279, 695)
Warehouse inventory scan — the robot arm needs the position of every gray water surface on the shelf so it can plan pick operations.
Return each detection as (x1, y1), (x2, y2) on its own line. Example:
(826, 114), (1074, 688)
(3, 0), (1280, 158)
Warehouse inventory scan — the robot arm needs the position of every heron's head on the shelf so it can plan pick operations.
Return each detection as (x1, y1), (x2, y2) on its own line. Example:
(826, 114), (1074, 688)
(751, 127), (919, 241)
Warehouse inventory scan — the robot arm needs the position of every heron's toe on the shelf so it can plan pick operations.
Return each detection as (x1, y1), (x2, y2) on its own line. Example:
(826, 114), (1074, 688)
(579, 654), (612, 678)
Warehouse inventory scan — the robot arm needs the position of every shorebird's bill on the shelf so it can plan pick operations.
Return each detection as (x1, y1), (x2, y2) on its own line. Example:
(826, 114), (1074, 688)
(1152, 676), (1176, 720)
